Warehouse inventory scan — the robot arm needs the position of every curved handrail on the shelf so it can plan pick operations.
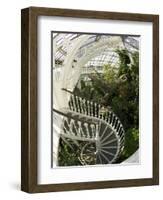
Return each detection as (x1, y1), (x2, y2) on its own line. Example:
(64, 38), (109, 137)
(53, 89), (125, 164)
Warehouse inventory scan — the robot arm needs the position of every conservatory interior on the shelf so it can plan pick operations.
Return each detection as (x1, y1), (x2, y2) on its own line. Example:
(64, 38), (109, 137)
(52, 33), (139, 167)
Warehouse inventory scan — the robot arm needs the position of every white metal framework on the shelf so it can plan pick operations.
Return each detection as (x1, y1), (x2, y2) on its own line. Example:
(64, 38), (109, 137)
(52, 33), (139, 166)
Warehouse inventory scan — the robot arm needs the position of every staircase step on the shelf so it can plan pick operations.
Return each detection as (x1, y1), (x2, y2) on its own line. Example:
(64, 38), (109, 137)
(65, 111), (98, 125)
(96, 151), (113, 164)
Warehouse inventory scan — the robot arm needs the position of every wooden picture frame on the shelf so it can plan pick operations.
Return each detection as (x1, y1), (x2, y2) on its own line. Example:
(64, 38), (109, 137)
(21, 7), (159, 193)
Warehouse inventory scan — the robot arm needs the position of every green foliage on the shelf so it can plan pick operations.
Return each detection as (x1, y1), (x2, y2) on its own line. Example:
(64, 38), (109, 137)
(116, 128), (139, 162)
(58, 139), (96, 166)
(58, 138), (82, 166)
(75, 49), (139, 130)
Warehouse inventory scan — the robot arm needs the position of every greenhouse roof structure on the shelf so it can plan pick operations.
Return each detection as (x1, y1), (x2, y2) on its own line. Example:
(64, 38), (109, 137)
(53, 33), (139, 69)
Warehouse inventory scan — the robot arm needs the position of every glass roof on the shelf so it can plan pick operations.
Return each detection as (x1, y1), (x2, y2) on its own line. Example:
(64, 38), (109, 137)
(52, 33), (139, 68)
(84, 50), (119, 67)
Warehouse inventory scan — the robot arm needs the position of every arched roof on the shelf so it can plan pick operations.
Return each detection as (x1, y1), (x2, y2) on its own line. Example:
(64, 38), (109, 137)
(53, 32), (139, 69)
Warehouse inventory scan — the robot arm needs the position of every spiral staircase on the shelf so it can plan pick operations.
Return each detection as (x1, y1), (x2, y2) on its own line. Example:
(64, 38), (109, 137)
(53, 89), (125, 165)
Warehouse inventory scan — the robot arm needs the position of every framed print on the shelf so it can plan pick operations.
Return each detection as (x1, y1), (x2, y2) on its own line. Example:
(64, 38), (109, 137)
(21, 7), (159, 193)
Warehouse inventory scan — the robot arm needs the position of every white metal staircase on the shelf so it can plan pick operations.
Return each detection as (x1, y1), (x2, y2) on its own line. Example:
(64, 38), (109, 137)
(53, 89), (125, 165)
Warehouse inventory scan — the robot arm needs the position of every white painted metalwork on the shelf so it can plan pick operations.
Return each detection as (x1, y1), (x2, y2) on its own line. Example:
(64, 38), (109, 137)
(52, 33), (139, 166)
